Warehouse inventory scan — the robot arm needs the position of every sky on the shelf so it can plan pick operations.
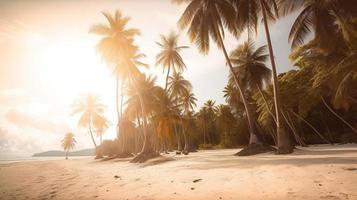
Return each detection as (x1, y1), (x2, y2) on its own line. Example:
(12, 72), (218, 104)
(0, 0), (300, 157)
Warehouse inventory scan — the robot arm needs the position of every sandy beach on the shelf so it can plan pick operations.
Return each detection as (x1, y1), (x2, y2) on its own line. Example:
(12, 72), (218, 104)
(1, 144), (357, 200)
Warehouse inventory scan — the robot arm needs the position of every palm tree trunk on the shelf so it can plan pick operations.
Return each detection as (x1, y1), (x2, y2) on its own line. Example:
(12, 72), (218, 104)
(260, 0), (292, 153)
(321, 96), (357, 134)
(164, 63), (171, 91)
(214, 23), (258, 144)
(289, 110), (331, 144)
(65, 150), (68, 160)
(256, 83), (277, 123)
(116, 76), (121, 139)
(88, 121), (97, 148)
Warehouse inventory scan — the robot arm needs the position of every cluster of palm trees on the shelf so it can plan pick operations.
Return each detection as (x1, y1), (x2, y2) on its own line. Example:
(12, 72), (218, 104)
(69, 0), (356, 162)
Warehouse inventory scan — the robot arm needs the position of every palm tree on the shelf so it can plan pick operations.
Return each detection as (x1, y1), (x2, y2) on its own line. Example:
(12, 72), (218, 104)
(90, 10), (140, 140)
(178, 0), (260, 148)
(156, 32), (188, 91)
(71, 94), (106, 149)
(181, 92), (197, 115)
(278, 0), (357, 50)
(229, 0), (292, 153)
(61, 132), (76, 160)
(94, 115), (110, 145)
(126, 74), (160, 162)
(216, 105), (236, 147)
(229, 40), (275, 145)
(151, 87), (180, 152)
(180, 91), (197, 152)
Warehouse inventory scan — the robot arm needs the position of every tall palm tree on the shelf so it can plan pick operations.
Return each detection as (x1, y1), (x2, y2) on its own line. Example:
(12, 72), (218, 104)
(180, 91), (197, 153)
(167, 72), (192, 152)
(156, 32), (188, 91)
(126, 74), (160, 162)
(61, 132), (76, 160)
(151, 87), (179, 152)
(71, 94), (106, 149)
(229, 0), (292, 153)
(90, 10), (140, 139)
(178, 0), (260, 147)
(94, 115), (110, 145)
(229, 40), (272, 145)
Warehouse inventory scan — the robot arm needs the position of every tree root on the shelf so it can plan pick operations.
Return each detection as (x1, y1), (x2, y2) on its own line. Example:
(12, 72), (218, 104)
(276, 146), (293, 154)
(235, 143), (276, 156)
(130, 151), (159, 163)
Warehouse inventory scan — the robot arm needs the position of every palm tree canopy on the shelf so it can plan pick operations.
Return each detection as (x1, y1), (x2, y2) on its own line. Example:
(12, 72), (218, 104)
(71, 94), (106, 128)
(181, 92), (197, 114)
(156, 31), (188, 73)
(178, 0), (238, 54)
(61, 132), (76, 151)
(229, 39), (271, 91)
(278, 0), (357, 49)
(167, 72), (192, 99)
(90, 10), (140, 75)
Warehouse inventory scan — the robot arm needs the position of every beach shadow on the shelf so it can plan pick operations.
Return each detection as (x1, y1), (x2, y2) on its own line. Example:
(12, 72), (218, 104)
(140, 156), (176, 167)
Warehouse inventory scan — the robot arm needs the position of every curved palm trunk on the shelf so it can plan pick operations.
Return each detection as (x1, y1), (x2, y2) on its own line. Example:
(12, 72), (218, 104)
(289, 110), (331, 144)
(131, 78), (158, 163)
(214, 25), (259, 145)
(164, 63), (171, 91)
(88, 121), (97, 148)
(116, 76), (121, 138)
(321, 96), (357, 134)
(260, 1), (292, 153)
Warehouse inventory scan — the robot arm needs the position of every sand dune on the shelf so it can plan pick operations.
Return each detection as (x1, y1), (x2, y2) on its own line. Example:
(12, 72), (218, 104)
(1, 144), (357, 200)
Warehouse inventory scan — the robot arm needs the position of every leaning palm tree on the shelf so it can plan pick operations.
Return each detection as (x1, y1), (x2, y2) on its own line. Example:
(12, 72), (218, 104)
(90, 10), (140, 139)
(61, 132), (76, 160)
(178, 0), (261, 149)
(229, 0), (292, 153)
(229, 40), (273, 148)
(71, 94), (106, 149)
(156, 32), (188, 91)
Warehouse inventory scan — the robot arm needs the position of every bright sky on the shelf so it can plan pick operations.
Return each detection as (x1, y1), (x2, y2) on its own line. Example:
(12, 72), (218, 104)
(0, 0), (299, 157)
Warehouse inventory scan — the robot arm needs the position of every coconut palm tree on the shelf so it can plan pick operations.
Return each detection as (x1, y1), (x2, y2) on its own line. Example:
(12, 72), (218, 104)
(181, 92), (197, 115)
(178, 0), (261, 148)
(180, 91), (197, 153)
(151, 87), (180, 152)
(156, 32), (188, 91)
(90, 10), (140, 139)
(126, 74), (160, 162)
(94, 115), (110, 145)
(166, 72), (192, 152)
(229, 40), (272, 147)
(278, 0), (357, 50)
(61, 132), (76, 160)
(71, 94), (106, 149)
(229, 0), (292, 153)
(215, 105), (236, 147)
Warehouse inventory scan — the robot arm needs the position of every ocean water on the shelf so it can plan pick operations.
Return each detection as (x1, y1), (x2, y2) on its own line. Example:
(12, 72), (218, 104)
(0, 154), (91, 164)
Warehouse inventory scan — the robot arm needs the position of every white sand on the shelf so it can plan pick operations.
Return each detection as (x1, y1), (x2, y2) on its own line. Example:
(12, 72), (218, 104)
(1, 144), (357, 200)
